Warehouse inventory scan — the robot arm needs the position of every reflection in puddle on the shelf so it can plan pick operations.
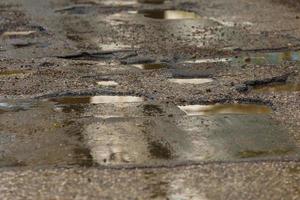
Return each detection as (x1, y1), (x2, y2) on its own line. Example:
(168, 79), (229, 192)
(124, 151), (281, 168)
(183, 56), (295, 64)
(236, 51), (300, 65)
(169, 78), (213, 85)
(184, 58), (231, 64)
(184, 51), (300, 65)
(132, 63), (168, 70)
(0, 100), (94, 167)
(1, 31), (36, 37)
(138, 10), (199, 20)
(0, 102), (32, 113)
(0, 99), (298, 168)
(97, 81), (119, 87)
(0, 70), (25, 76)
(253, 83), (300, 93)
(100, 43), (132, 51)
(85, 117), (191, 166)
(49, 96), (144, 104)
(178, 104), (272, 115)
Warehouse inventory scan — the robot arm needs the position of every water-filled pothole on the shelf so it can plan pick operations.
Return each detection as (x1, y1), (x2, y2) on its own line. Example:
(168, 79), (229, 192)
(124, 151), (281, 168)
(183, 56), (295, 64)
(253, 83), (300, 93)
(137, 10), (199, 20)
(184, 50), (300, 65)
(97, 81), (119, 87)
(132, 63), (168, 70)
(0, 99), (298, 168)
(239, 51), (300, 65)
(1, 31), (36, 37)
(178, 104), (272, 115)
(137, 0), (165, 4)
(0, 70), (26, 76)
(49, 96), (144, 104)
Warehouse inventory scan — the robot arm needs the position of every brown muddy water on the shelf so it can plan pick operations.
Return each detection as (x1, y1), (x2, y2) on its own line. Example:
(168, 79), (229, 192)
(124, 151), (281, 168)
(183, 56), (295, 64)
(0, 99), (298, 168)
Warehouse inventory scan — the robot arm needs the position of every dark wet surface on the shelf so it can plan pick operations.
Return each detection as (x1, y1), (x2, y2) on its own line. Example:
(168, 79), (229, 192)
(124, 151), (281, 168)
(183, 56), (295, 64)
(138, 10), (199, 20)
(1, 99), (297, 168)
(0, 100), (93, 168)
(253, 83), (300, 93)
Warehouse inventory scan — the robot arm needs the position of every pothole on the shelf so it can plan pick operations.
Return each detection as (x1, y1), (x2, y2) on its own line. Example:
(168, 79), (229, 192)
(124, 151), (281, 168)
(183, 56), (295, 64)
(0, 70), (26, 76)
(136, 10), (199, 20)
(137, 0), (165, 4)
(132, 63), (168, 70)
(1, 31), (36, 37)
(168, 78), (213, 85)
(0, 99), (298, 168)
(49, 96), (144, 104)
(97, 81), (119, 87)
(184, 50), (300, 65)
(238, 50), (300, 65)
(178, 104), (272, 115)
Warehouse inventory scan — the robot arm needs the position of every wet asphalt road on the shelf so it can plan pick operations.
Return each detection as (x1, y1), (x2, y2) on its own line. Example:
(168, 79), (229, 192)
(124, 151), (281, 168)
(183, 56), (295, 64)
(0, 0), (300, 199)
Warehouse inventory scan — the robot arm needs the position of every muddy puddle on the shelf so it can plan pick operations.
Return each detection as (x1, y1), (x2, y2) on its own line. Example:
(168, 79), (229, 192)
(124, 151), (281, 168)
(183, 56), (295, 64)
(137, 10), (199, 20)
(0, 98), (298, 168)
(132, 63), (168, 70)
(184, 50), (300, 65)
(178, 104), (272, 115)
(253, 83), (300, 93)
(0, 70), (26, 76)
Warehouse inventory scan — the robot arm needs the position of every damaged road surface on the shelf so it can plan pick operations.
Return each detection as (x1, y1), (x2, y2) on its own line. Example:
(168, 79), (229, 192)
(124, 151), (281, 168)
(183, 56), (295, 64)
(0, 0), (300, 199)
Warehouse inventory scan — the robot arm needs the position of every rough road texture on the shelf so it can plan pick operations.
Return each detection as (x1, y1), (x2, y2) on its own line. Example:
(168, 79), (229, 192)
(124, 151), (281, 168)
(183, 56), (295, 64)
(0, 0), (300, 199)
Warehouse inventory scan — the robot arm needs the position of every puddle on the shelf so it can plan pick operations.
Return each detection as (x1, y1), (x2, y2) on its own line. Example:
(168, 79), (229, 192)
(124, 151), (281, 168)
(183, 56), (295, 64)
(0, 100), (94, 167)
(236, 50), (300, 65)
(0, 70), (25, 76)
(184, 58), (231, 64)
(137, 10), (199, 20)
(49, 96), (144, 104)
(97, 81), (119, 87)
(137, 0), (165, 4)
(0, 99), (298, 168)
(1, 31), (36, 37)
(169, 78), (213, 85)
(132, 63), (168, 70)
(100, 44), (132, 51)
(253, 83), (300, 93)
(184, 51), (300, 65)
(85, 114), (298, 166)
(178, 104), (272, 116)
